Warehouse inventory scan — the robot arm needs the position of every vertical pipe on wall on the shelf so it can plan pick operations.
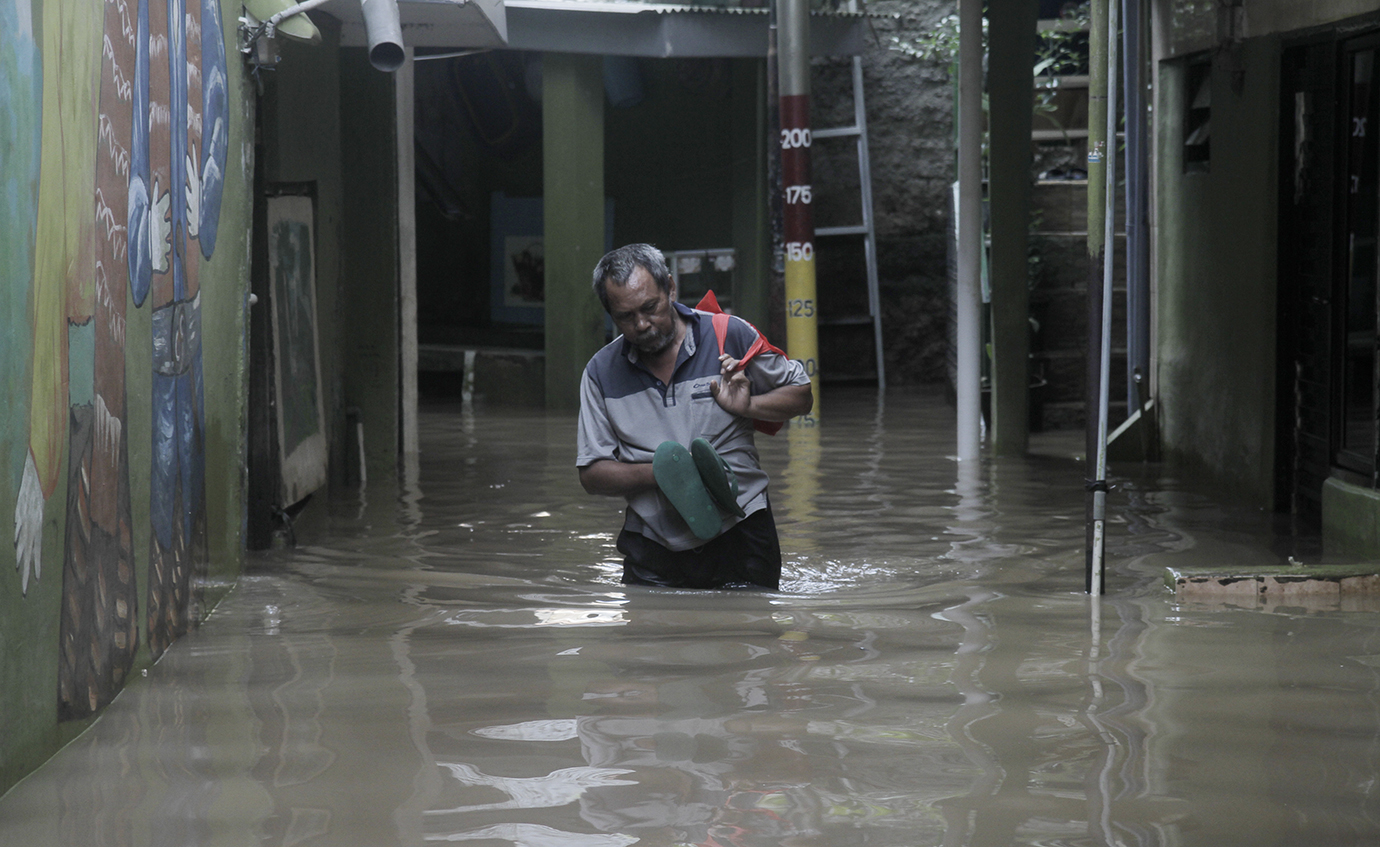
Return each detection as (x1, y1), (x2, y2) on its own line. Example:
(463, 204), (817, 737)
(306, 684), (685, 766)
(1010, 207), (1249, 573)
(956, 0), (983, 463)
(397, 47), (417, 464)
(1123, 0), (1149, 418)
(778, 0), (819, 422)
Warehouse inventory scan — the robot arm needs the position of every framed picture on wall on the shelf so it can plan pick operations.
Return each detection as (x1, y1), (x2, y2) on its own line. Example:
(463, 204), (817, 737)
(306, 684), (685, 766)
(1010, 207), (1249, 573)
(266, 189), (327, 506)
(489, 192), (616, 326)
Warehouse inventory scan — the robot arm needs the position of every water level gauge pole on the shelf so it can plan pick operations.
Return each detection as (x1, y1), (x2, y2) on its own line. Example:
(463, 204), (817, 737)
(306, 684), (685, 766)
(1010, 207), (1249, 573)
(778, 0), (819, 424)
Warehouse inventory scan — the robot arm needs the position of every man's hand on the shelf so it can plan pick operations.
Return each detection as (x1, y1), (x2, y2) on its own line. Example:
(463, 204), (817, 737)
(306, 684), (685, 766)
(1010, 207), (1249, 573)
(709, 353), (753, 417)
(711, 353), (814, 422)
(14, 451), (44, 596)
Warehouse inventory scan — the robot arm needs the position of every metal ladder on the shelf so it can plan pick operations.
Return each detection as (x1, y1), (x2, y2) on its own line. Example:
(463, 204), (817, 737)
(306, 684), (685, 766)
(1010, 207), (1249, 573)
(814, 54), (884, 390)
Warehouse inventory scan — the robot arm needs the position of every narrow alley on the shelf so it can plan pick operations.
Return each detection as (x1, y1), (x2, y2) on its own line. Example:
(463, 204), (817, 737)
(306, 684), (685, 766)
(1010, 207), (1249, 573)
(1, 388), (1377, 846)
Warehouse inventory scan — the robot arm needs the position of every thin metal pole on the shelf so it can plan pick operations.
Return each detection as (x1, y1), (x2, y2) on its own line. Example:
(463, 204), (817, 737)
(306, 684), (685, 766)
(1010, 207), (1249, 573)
(956, 0), (983, 463)
(1123, 0), (1148, 417)
(1091, 0), (1120, 596)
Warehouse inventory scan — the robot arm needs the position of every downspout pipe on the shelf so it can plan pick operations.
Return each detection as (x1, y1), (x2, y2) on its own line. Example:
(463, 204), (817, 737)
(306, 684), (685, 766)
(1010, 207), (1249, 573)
(259, 0), (404, 72)
(361, 0), (405, 72)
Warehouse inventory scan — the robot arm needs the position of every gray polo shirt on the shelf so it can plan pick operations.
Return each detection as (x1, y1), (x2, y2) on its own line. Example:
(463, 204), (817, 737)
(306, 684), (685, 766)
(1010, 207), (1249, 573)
(577, 302), (810, 551)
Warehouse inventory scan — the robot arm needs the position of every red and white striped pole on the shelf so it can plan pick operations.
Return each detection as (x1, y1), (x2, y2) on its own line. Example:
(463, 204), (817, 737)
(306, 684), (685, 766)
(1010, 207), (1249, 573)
(778, 0), (819, 423)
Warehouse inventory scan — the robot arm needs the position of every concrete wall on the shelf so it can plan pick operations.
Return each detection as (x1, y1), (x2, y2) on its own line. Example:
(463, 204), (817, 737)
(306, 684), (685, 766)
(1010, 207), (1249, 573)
(1154, 37), (1280, 507)
(811, 0), (957, 384)
(1158, 0), (1380, 59)
(264, 24), (348, 487)
(340, 49), (400, 482)
(1, 0), (254, 793)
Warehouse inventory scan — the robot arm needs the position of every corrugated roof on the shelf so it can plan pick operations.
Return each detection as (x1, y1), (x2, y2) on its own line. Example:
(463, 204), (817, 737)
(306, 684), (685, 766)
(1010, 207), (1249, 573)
(504, 0), (876, 18)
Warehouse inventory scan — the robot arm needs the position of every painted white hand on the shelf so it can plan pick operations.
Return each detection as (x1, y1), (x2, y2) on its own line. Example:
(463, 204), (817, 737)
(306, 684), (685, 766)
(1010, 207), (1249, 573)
(14, 451), (44, 596)
(151, 176), (172, 273)
(184, 151), (201, 239)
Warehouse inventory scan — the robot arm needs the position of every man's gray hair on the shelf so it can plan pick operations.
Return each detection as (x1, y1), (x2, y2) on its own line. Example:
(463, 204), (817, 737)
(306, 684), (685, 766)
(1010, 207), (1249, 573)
(592, 244), (673, 311)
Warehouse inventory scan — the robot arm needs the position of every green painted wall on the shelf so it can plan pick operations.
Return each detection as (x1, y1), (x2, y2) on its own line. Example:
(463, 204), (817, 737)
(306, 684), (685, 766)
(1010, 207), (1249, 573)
(1, 0), (254, 794)
(730, 58), (770, 333)
(543, 53), (607, 411)
(1154, 38), (1280, 508)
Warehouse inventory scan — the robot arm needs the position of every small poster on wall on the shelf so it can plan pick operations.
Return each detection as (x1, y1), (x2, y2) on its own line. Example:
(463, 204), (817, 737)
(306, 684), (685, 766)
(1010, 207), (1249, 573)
(267, 191), (327, 506)
(489, 192), (616, 326)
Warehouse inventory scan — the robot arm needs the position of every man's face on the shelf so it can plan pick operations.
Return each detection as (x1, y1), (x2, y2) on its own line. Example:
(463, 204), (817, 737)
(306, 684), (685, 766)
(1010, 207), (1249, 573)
(606, 266), (679, 356)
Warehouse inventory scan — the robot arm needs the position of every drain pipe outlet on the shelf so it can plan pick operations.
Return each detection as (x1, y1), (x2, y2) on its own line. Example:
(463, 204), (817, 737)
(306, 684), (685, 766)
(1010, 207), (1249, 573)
(360, 0), (404, 71)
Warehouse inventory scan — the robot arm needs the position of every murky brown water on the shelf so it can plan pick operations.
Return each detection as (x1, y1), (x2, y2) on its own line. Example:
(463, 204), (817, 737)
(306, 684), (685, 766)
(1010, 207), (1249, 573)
(3, 388), (1379, 846)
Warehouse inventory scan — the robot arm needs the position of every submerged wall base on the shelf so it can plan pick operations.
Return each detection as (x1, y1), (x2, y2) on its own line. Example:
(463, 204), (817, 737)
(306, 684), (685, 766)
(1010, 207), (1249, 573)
(1322, 476), (1380, 558)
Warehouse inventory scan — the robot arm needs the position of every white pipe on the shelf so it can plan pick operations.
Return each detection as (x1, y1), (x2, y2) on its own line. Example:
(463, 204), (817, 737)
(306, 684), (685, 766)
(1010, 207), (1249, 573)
(263, 0), (332, 36)
(956, 0), (983, 463)
(1091, 0), (1120, 596)
(361, 0), (405, 72)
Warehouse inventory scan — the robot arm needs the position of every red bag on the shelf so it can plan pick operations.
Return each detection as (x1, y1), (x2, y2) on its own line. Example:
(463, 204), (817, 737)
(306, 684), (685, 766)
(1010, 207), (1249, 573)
(695, 291), (786, 436)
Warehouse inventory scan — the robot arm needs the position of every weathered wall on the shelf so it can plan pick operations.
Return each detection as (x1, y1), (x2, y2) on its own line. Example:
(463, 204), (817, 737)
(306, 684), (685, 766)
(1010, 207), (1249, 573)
(1154, 37), (1279, 506)
(340, 48), (400, 483)
(812, 0), (958, 384)
(1, 0), (253, 794)
(263, 22), (348, 487)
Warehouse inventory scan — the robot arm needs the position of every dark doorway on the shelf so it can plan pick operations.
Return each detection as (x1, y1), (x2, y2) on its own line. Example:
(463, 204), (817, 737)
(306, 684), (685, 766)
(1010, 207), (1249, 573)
(1276, 29), (1380, 526)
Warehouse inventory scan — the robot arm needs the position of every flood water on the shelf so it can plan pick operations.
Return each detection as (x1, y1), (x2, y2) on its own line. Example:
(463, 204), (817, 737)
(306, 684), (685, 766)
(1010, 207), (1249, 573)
(3, 387), (1380, 846)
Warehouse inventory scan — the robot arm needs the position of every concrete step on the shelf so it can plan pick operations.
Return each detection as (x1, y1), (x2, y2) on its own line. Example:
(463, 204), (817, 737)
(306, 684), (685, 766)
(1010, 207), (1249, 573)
(1165, 565), (1380, 612)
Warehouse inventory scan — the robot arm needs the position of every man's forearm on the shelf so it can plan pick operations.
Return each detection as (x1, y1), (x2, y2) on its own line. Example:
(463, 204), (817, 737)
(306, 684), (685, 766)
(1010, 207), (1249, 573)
(579, 459), (657, 497)
(744, 383), (814, 422)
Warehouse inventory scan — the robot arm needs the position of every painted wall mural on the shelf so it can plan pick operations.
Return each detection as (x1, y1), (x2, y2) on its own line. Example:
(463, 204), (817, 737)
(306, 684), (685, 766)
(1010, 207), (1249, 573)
(9, 0), (229, 720)
(1, 2), (42, 543)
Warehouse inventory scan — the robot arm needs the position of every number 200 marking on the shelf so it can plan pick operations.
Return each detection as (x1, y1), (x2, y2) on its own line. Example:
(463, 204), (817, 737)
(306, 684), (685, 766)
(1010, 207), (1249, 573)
(780, 128), (812, 149)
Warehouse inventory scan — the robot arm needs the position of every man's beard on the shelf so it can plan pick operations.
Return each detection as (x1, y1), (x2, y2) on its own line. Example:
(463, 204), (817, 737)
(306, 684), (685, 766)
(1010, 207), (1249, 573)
(633, 324), (675, 355)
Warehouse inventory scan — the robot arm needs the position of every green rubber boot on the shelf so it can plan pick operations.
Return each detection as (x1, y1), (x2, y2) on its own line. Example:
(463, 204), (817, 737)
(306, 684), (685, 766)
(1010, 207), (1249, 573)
(691, 437), (746, 518)
(653, 441), (722, 541)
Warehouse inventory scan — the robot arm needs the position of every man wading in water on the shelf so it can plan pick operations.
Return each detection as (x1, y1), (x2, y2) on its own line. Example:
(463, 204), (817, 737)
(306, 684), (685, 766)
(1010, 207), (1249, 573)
(576, 244), (813, 589)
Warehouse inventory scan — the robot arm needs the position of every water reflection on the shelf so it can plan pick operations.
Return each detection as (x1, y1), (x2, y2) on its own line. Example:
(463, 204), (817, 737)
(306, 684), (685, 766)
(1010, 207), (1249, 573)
(2, 388), (1379, 846)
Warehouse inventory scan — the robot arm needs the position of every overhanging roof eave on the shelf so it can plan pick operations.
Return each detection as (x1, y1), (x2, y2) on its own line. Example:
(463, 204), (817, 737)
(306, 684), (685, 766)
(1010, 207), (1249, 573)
(502, 5), (866, 58)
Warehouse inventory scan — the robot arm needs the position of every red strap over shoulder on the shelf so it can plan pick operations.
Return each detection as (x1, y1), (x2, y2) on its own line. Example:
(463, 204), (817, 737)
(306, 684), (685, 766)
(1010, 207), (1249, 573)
(695, 291), (787, 369)
(694, 291), (787, 436)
